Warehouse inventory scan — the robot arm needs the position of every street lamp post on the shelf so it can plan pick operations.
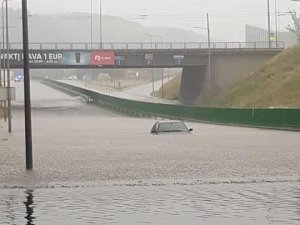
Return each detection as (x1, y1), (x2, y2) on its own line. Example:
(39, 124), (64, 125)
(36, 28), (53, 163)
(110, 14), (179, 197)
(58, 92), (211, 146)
(267, 0), (271, 48)
(99, 0), (103, 48)
(22, 0), (33, 170)
(275, 0), (278, 46)
(146, 33), (164, 96)
(147, 34), (163, 48)
(150, 34), (164, 97)
(146, 33), (153, 48)
(206, 13), (211, 89)
(5, 0), (12, 133)
(145, 34), (155, 92)
(90, 0), (93, 48)
(193, 13), (211, 88)
(1, 0), (12, 132)
(1, 0), (6, 122)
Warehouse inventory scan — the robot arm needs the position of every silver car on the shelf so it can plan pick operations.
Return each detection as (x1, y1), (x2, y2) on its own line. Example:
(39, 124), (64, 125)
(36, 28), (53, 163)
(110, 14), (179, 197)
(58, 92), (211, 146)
(150, 120), (193, 135)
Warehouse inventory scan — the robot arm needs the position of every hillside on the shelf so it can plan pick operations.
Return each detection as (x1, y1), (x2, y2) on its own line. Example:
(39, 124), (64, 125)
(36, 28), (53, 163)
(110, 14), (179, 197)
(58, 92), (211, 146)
(5, 9), (206, 43)
(203, 45), (300, 108)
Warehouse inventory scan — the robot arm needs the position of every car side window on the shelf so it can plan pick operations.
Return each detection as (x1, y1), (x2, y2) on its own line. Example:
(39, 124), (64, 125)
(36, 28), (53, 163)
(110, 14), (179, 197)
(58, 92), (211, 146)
(151, 122), (158, 134)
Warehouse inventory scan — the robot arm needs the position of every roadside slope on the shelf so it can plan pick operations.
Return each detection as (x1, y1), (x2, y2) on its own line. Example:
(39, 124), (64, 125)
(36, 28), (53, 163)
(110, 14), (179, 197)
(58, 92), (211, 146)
(204, 45), (300, 108)
(152, 75), (181, 100)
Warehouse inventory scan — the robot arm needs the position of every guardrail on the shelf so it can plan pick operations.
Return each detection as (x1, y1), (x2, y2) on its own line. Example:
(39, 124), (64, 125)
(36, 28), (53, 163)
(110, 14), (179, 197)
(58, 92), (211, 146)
(42, 79), (300, 130)
(9, 41), (285, 50)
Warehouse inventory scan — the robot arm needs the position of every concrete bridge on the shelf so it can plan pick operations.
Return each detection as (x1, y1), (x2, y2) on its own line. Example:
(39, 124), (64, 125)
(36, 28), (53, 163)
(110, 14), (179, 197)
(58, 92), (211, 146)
(4, 41), (284, 104)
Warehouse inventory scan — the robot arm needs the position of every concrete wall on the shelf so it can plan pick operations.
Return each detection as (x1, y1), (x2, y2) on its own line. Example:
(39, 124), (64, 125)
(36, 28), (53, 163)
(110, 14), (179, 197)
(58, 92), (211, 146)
(179, 52), (279, 105)
(211, 53), (274, 90)
(178, 66), (206, 104)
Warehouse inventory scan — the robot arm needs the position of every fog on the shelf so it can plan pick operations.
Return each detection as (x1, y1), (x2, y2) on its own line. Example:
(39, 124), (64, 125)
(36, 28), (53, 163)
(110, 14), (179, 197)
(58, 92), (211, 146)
(9, 0), (299, 41)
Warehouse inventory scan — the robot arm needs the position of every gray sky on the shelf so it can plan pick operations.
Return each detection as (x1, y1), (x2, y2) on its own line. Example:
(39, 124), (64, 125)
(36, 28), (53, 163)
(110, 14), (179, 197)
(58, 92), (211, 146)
(11, 0), (300, 41)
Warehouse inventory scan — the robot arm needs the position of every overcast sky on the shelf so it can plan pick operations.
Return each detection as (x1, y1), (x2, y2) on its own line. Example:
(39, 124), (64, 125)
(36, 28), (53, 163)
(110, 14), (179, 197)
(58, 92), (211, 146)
(10, 0), (300, 41)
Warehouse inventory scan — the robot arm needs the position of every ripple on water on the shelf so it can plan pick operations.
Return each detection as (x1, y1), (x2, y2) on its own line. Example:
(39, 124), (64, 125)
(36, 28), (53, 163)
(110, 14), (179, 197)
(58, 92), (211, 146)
(0, 181), (299, 225)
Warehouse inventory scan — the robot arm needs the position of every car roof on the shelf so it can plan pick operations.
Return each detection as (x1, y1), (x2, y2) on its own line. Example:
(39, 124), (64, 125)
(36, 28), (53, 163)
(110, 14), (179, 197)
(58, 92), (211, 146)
(156, 120), (184, 124)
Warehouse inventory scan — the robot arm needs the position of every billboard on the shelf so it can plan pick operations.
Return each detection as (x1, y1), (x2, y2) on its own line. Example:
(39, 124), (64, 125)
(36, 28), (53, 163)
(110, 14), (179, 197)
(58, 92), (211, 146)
(91, 51), (115, 65)
(1, 51), (116, 66)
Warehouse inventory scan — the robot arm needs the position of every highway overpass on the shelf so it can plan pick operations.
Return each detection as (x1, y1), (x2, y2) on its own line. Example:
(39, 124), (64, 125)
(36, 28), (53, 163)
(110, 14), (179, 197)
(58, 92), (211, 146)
(3, 41), (284, 104)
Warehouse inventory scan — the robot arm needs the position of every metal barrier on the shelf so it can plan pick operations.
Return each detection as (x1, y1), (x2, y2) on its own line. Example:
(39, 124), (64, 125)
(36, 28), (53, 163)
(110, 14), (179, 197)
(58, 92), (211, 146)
(42, 79), (300, 130)
(9, 41), (285, 50)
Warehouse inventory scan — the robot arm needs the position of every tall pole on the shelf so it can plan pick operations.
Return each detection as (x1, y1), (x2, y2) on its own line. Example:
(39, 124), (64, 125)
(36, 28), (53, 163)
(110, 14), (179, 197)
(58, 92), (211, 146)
(0, 4), (3, 113)
(207, 13), (211, 88)
(161, 69), (164, 98)
(2, 2), (6, 122)
(90, 0), (93, 48)
(267, 0), (271, 48)
(99, 0), (103, 48)
(0, 9), (2, 90)
(5, 0), (11, 133)
(275, 0), (278, 46)
(151, 69), (154, 93)
(22, 0), (33, 170)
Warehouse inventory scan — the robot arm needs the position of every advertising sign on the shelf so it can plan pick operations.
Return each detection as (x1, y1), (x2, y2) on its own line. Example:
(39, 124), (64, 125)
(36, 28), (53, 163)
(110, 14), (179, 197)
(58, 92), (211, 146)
(1, 50), (116, 67)
(115, 56), (125, 66)
(62, 52), (90, 65)
(173, 55), (185, 65)
(145, 54), (154, 65)
(91, 51), (115, 65)
(0, 52), (64, 64)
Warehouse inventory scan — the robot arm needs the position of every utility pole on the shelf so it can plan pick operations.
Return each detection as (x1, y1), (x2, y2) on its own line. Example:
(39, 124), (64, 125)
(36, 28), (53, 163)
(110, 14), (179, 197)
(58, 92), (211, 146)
(207, 13), (211, 88)
(22, 0), (33, 170)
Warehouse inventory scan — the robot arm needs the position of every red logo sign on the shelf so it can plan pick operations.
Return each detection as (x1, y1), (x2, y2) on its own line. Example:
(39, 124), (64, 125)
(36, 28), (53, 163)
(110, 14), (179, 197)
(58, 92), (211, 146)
(90, 51), (115, 65)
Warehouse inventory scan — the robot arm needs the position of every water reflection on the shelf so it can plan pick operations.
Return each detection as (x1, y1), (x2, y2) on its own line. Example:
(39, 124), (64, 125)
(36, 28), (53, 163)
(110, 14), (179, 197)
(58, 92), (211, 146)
(6, 196), (16, 224)
(296, 189), (300, 222)
(0, 182), (300, 224)
(24, 189), (35, 225)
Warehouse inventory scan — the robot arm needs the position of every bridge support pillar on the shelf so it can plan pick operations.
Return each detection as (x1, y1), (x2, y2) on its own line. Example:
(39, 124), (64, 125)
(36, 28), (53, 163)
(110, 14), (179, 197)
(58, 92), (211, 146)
(179, 66), (206, 105)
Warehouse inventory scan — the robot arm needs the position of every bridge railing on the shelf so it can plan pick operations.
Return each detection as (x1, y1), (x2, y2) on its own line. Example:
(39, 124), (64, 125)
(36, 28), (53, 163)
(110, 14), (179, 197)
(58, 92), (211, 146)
(8, 41), (285, 50)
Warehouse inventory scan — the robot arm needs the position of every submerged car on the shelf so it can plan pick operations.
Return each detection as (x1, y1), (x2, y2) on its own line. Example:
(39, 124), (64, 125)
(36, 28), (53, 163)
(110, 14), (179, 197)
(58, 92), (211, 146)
(150, 120), (193, 134)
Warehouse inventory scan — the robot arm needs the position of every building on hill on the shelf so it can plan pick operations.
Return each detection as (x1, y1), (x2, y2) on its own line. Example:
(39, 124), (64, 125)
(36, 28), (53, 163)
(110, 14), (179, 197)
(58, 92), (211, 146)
(245, 24), (297, 48)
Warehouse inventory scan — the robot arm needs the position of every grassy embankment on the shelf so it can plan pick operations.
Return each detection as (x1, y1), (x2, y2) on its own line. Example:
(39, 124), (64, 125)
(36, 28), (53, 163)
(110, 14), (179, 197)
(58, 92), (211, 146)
(154, 45), (300, 108)
(152, 75), (181, 100)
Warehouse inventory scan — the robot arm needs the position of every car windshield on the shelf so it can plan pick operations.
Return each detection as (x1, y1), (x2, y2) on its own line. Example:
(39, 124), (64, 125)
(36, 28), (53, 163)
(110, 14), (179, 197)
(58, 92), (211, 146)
(158, 122), (188, 132)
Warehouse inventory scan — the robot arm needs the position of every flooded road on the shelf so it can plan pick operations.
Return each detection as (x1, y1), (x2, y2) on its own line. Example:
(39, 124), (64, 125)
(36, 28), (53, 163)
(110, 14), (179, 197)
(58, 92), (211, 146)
(1, 181), (300, 225)
(0, 80), (300, 224)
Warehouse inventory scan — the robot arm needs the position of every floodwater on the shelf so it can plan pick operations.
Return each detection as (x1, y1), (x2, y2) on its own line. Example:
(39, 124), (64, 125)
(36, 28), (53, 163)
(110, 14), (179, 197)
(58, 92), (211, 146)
(0, 81), (300, 224)
(1, 182), (300, 225)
